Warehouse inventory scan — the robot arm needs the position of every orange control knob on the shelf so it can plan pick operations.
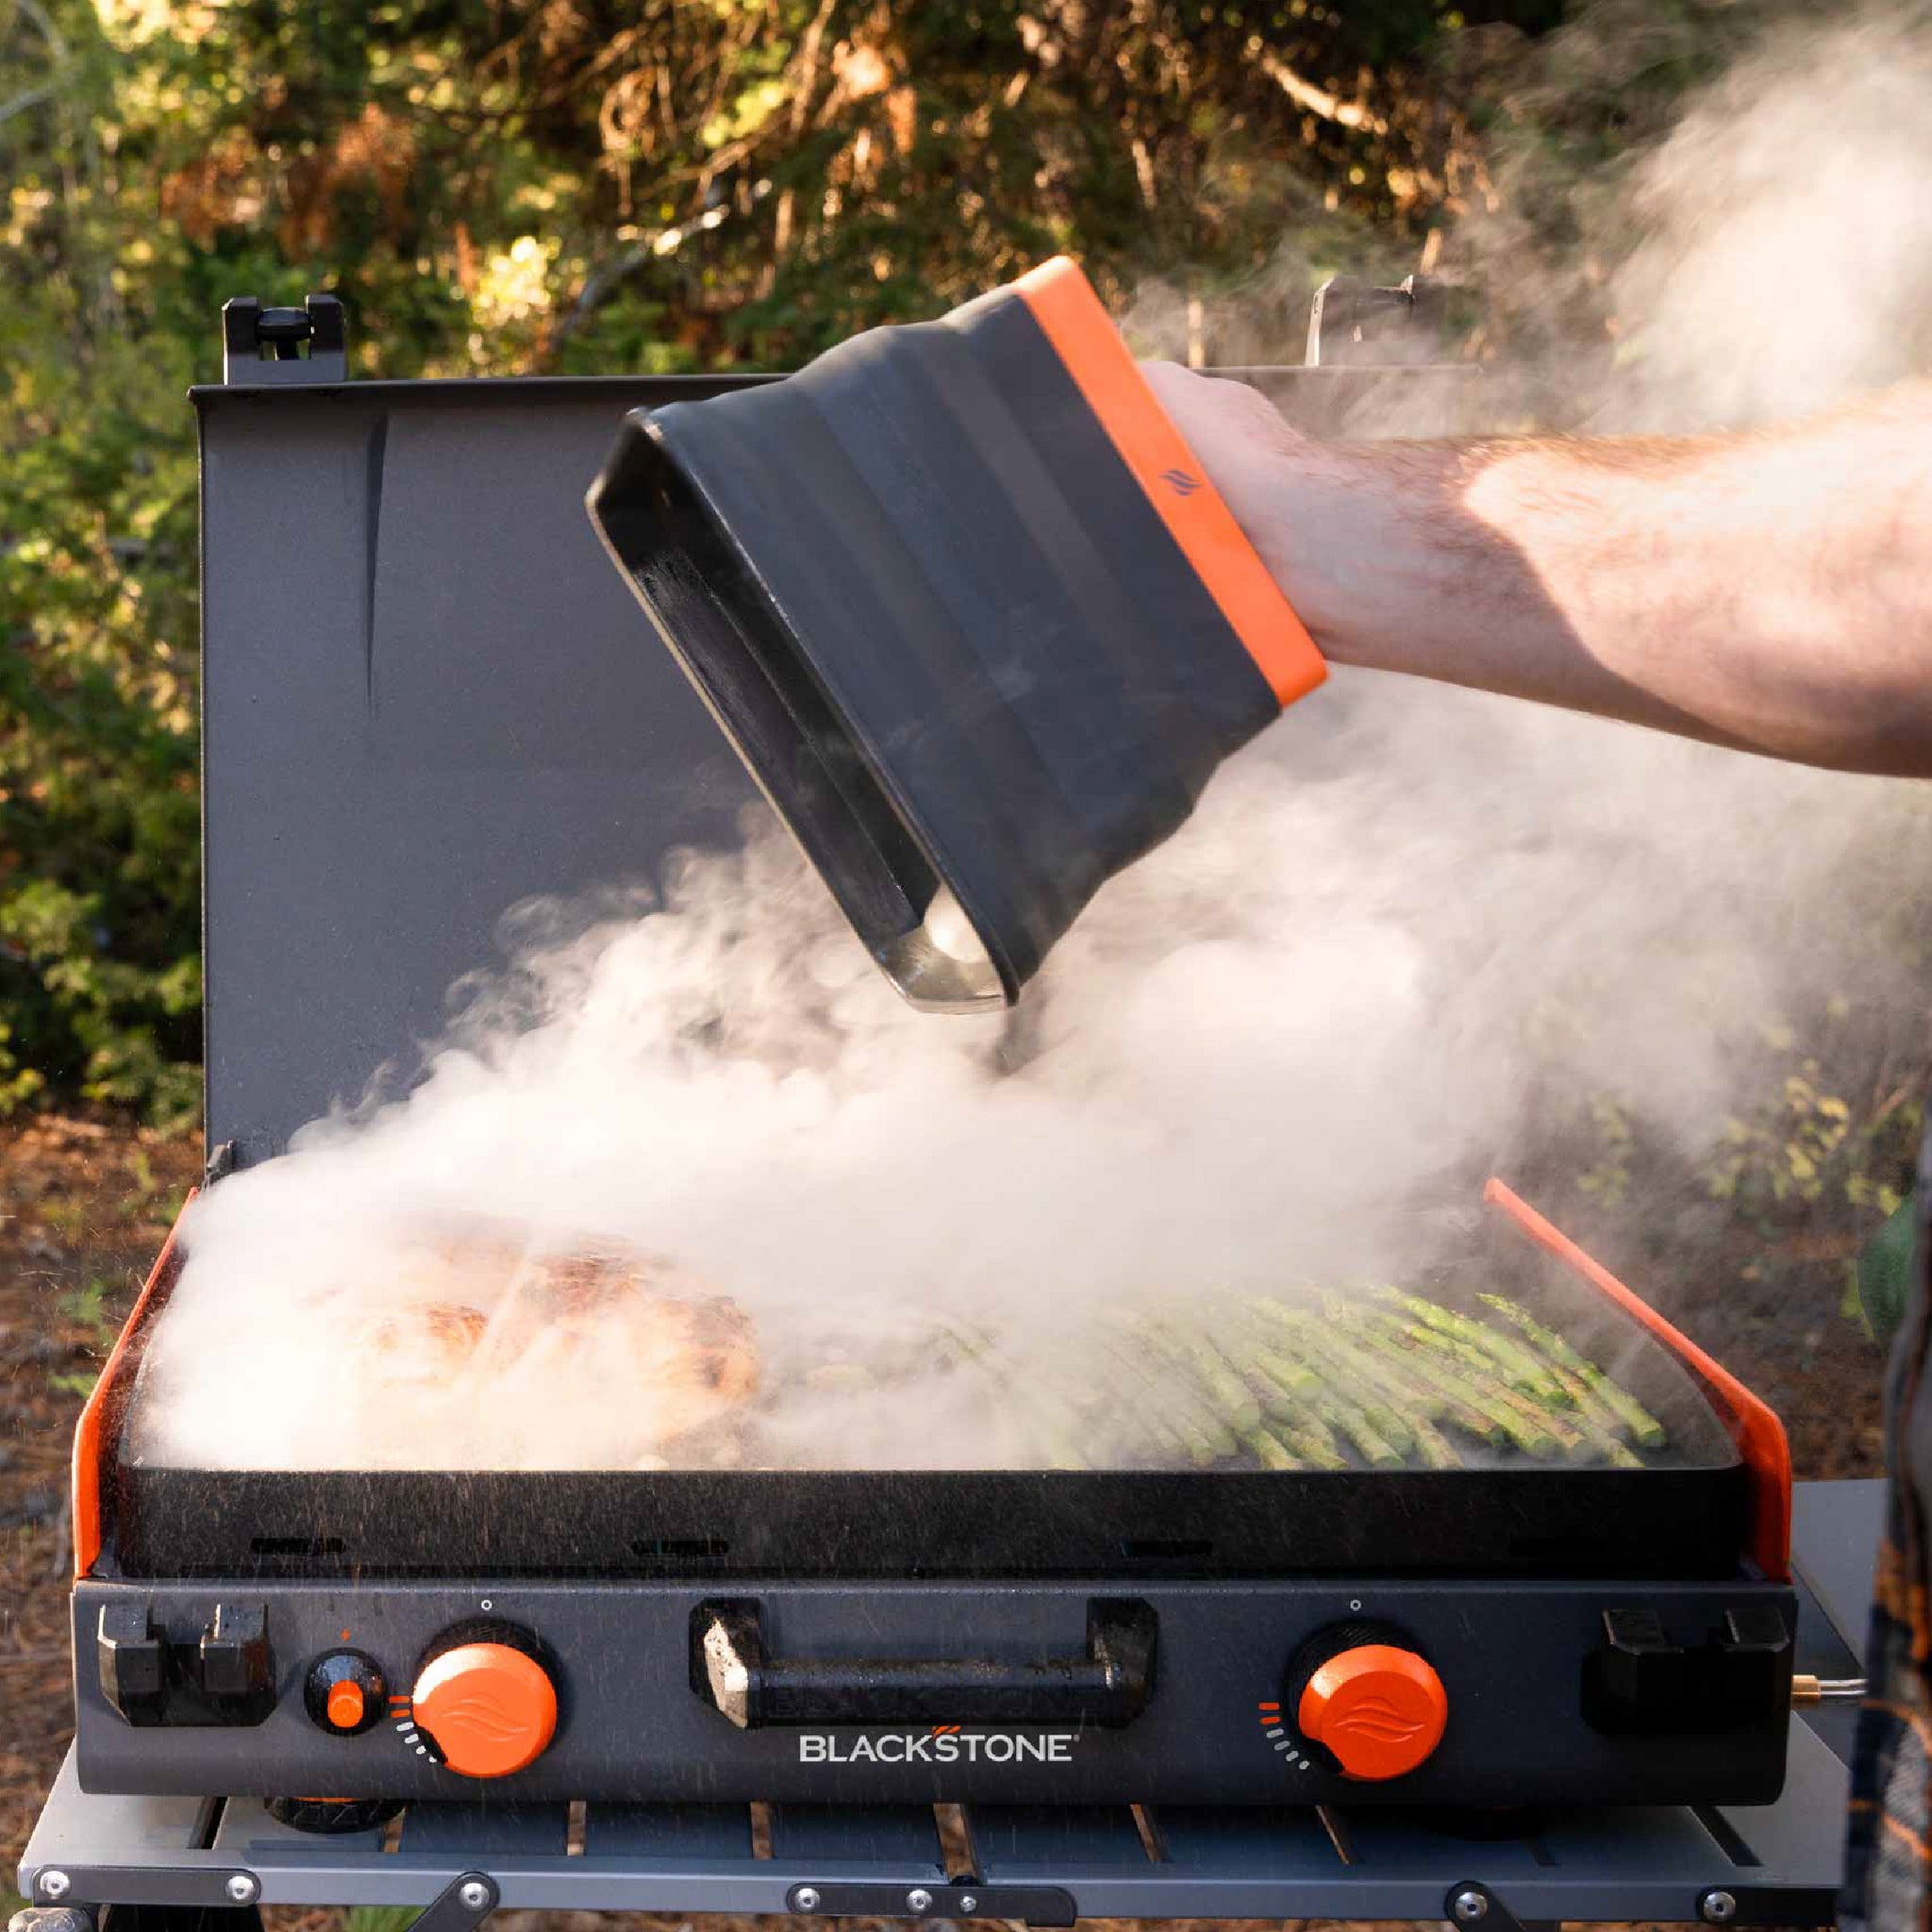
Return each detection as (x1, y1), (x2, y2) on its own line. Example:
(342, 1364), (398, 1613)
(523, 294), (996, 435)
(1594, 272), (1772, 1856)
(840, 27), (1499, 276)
(412, 1641), (558, 1778)
(305, 1648), (387, 1736)
(1296, 1642), (1448, 1781)
(325, 1680), (366, 1730)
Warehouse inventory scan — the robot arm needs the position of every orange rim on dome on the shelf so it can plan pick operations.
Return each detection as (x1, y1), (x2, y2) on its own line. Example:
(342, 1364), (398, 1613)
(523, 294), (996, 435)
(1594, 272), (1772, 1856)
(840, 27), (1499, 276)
(1010, 256), (1326, 710)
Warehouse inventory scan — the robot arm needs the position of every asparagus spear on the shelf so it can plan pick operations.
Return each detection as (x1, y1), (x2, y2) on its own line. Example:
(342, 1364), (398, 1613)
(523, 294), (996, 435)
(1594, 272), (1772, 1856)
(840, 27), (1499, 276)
(1325, 1308), (1507, 1446)
(1294, 1308), (1464, 1471)
(1548, 1390), (1643, 1469)
(1276, 1415), (1348, 1471)
(1365, 1315), (1562, 1458)
(1478, 1293), (1669, 1452)
(1386, 1313), (1540, 1396)
(1242, 1424), (1303, 1471)
(1311, 1391), (1406, 1467)
(1096, 1340), (1224, 1468)
(1133, 1324), (1251, 1455)
(1374, 1290), (1568, 1404)
(1160, 1326), (1265, 1434)
(1241, 1344), (1322, 1411)
(1538, 1354), (1645, 1449)
(938, 1322), (1089, 1470)
(1241, 1321), (1416, 1466)
(1267, 1307), (1420, 1453)
(1248, 1292), (1444, 1428)
(1376, 1314), (1607, 1462)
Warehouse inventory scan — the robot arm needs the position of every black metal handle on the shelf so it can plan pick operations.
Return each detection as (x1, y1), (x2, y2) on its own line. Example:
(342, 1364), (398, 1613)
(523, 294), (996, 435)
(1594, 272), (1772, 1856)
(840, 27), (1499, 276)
(691, 1598), (1157, 1730)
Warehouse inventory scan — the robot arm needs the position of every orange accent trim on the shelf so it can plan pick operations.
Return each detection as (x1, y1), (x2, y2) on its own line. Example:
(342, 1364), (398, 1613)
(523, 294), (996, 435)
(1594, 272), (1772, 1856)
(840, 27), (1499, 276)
(1483, 1177), (1792, 1580)
(1009, 257), (1327, 708)
(1298, 1643), (1448, 1782)
(72, 1191), (196, 1579)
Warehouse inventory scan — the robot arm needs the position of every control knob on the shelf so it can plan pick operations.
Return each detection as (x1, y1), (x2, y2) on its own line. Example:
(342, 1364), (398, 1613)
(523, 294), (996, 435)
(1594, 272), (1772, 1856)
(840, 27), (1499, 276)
(1285, 1621), (1448, 1781)
(410, 1625), (558, 1778)
(305, 1649), (387, 1735)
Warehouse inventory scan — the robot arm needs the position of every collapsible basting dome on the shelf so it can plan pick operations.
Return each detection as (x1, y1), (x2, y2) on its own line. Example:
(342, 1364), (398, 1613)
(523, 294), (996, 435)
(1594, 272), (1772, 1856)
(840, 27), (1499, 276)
(587, 257), (1325, 1011)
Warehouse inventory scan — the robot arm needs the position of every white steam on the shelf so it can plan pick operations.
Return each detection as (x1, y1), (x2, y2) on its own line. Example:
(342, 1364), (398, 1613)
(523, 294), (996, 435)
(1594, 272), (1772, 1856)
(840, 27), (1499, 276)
(131, 6), (1932, 1472)
(1608, 11), (1932, 430)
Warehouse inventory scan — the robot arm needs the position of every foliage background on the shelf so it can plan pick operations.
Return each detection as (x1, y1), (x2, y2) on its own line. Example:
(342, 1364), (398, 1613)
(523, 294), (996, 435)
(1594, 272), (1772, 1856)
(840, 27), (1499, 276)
(0, 0), (1923, 1311)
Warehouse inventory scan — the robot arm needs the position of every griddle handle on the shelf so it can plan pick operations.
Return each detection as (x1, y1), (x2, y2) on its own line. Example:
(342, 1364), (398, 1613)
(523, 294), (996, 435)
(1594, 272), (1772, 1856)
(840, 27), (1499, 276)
(691, 1598), (1157, 1729)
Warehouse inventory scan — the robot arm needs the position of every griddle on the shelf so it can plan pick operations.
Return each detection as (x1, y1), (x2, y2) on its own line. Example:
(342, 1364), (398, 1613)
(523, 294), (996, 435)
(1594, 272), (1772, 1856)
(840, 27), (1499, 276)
(58, 296), (1798, 1821)
(100, 1219), (1745, 1583)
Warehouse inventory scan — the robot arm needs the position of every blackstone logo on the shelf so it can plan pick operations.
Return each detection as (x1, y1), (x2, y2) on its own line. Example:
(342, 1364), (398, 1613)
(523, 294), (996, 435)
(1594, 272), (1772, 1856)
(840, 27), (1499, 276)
(798, 1725), (1079, 1764)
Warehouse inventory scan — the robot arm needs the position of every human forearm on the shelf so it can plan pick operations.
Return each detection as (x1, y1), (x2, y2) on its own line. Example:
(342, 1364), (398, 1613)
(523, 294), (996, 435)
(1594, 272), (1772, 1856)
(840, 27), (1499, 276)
(1143, 363), (1932, 776)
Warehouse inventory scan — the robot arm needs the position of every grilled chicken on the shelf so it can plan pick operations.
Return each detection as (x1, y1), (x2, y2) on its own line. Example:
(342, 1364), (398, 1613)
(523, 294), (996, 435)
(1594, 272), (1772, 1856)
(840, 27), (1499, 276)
(361, 1302), (491, 1385)
(355, 1235), (759, 1448)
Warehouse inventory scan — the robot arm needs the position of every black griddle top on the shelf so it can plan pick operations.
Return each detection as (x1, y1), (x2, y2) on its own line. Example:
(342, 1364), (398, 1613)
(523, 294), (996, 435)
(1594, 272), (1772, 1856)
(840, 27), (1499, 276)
(102, 1219), (1749, 1584)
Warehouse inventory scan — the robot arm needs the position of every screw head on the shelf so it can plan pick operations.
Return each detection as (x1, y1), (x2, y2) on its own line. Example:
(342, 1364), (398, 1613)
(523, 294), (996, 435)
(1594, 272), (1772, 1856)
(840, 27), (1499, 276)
(1702, 1890), (1740, 1924)
(793, 1888), (822, 1912)
(1451, 1889), (1489, 1924)
(907, 1889), (935, 1914)
(458, 1882), (491, 1912)
(36, 1876), (70, 1904)
(225, 1874), (258, 1906)
(958, 1897), (979, 1915)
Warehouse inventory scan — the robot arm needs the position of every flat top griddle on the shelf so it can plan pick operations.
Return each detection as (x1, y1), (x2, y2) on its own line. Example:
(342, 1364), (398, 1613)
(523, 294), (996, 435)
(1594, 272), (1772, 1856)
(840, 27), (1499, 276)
(161, 363), (1754, 1591)
(103, 1217), (1746, 1584)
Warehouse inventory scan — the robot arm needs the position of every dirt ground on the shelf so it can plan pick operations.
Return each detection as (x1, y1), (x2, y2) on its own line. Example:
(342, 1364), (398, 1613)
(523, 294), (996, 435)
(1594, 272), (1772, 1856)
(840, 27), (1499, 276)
(1, 1111), (1889, 1927)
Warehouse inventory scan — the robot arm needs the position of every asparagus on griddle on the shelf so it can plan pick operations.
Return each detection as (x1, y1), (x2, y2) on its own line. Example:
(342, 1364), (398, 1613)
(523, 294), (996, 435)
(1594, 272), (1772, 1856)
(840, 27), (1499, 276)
(1374, 1290), (1570, 1405)
(1275, 1415), (1349, 1471)
(1242, 1424), (1303, 1471)
(1361, 1313), (1566, 1459)
(938, 1322), (1091, 1470)
(1238, 1322), (1408, 1467)
(1477, 1292), (1669, 1451)
(1131, 1328), (1245, 1460)
(1159, 1325), (1264, 1435)
(1096, 1339), (1224, 1468)
(919, 1281), (1669, 1474)
(1370, 1314), (1597, 1460)
(1317, 1306), (1507, 1447)
(1248, 1304), (1420, 1452)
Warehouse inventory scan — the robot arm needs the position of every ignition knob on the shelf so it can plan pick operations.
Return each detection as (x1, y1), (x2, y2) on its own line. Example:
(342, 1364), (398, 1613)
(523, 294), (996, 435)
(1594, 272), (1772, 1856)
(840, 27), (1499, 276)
(305, 1649), (387, 1736)
(1286, 1624), (1448, 1782)
(411, 1633), (558, 1778)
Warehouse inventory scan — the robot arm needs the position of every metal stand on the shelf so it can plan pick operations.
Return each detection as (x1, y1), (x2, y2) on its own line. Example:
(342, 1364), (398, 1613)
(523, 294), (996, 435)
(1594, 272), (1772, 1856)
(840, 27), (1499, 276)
(16, 1483), (1877, 1929)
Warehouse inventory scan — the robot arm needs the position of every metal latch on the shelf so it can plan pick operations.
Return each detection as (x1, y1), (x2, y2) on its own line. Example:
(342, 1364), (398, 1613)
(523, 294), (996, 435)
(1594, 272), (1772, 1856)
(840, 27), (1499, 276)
(222, 294), (347, 385)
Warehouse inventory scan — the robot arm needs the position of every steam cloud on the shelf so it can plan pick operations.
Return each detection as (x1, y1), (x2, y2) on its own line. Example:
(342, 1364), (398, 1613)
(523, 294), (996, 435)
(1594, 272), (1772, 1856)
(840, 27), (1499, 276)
(132, 5), (1932, 1473)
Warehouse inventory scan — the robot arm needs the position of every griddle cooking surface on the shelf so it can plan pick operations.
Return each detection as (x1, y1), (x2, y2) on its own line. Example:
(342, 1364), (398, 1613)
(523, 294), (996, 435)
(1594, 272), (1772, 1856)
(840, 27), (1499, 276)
(105, 1233), (1747, 1582)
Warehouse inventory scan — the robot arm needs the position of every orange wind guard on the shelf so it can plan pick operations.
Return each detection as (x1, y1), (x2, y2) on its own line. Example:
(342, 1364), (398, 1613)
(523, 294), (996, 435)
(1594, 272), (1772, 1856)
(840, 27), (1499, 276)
(72, 1190), (195, 1579)
(1484, 1177), (1792, 1581)
(1010, 256), (1327, 709)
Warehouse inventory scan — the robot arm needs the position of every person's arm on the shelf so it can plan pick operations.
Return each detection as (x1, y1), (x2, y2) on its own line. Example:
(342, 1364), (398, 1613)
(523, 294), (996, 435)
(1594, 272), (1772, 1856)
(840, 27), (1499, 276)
(1141, 361), (1932, 777)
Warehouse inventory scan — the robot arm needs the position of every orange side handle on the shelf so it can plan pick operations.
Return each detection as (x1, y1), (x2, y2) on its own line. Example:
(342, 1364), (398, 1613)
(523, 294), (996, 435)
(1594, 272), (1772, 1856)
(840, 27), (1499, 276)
(72, 1190), (195, 1579)
(1010, 257), (1327, 710)
(1484, 1177), (1791, 1581)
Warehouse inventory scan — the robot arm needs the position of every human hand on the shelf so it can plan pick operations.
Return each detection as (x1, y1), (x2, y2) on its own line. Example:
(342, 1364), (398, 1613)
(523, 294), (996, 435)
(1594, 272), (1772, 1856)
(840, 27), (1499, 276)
(1139, 358), (1372, 658)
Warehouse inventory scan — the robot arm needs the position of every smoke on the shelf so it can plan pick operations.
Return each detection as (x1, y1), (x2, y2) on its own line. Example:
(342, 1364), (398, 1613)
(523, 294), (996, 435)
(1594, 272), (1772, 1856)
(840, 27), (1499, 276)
(131, 4), (1932, 1474)
(1606, 10), (1932, 428)
(1441, 1), (1932, 433)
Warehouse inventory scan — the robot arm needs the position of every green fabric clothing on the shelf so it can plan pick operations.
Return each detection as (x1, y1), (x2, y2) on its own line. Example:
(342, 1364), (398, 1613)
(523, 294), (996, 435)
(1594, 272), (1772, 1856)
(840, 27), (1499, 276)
(1861, 1196), (1921, 1348)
